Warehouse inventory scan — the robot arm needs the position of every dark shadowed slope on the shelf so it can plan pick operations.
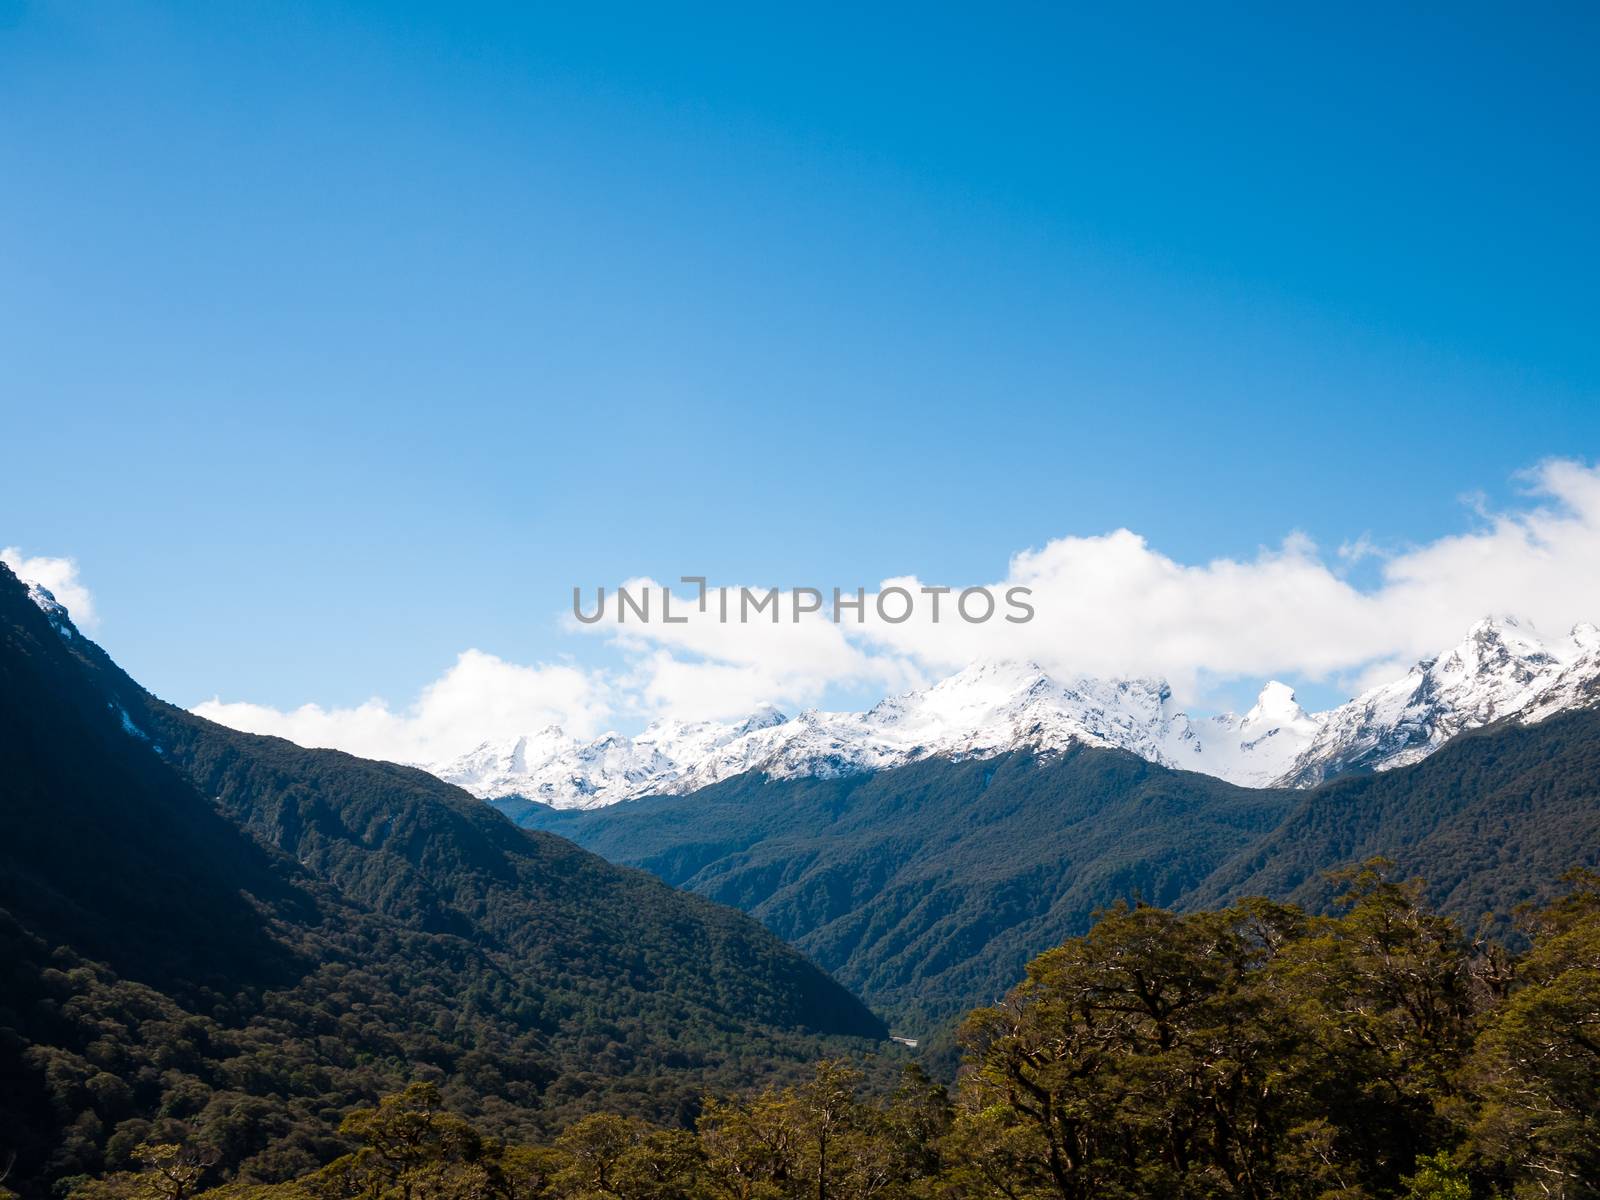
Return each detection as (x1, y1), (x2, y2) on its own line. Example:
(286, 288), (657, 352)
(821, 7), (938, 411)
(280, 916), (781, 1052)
(0, 563), (883, 1196)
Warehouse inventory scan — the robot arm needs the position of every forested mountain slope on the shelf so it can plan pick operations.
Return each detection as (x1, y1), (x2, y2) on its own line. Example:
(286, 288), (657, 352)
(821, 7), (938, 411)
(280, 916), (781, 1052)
(0, 564), (884, 1197)
(521, 705), (1600, 1034)
(516, 748), (1296, 1029)
(1193, 705), (1600, 923)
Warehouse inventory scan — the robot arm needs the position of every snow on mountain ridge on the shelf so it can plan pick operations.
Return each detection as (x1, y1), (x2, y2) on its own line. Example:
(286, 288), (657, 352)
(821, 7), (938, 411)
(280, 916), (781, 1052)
(428, 661), (1321, 807)
(19, 560), (1594, 806)
(1275, 614), (1597, 786)
(425, 615), (1600, 808)
(22, 580), (75, 640)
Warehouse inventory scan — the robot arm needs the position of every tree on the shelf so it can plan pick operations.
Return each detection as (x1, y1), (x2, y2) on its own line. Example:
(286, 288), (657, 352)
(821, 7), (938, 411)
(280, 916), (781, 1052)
(953, 878), (1480, 1199)
(954, 902), (1306, 1198)
(1400, 1151), (1471, 1200)
(308, 1083), (499, 1200)
(1265, 861), (1477, 1192)
(65, 1143), (219, 1200)
(1466, 871), (1600, 1198)
(52, 867), (1600, 1200)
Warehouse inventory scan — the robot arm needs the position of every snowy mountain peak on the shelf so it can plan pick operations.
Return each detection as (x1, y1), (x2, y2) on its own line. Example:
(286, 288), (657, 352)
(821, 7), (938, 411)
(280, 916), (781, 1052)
(1244, 681), (1307, 728)
(23, 581), (76, 640)
(25, 581), (64, 617)
(1274, 614), (1597, 788)
(1468, 612), (1530, 635)
(431, 659), (1274, 808)
(729, 704), (789, 735)
(1454, 613), (1559, 669)
(424, 615), (1600, 809)
(914, 658), (1053, 703)
(428, 702), (799, 809)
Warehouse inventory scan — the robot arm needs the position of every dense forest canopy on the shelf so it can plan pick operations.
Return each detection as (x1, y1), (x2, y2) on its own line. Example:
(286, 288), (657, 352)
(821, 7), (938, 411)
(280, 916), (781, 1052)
(37, 866), (1600, 1200)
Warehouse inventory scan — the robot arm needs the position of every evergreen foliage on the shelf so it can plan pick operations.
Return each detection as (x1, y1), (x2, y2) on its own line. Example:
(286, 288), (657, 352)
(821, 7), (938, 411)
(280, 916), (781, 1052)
(520, 749), (1295, 1032)
(0, 565), (884, 1197)
(52, 870), (1600, 1200)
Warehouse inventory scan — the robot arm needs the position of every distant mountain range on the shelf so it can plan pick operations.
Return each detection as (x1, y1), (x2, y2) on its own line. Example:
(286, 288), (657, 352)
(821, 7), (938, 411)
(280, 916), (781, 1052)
(521, 705), (1600, 1060)
(473, 612), (1600, 1054)
(428, 615), (1600, 805)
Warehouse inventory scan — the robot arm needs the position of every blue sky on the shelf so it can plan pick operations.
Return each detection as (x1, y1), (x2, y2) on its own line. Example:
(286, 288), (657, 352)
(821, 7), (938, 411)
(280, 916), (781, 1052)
(3, 2), (1599, 744)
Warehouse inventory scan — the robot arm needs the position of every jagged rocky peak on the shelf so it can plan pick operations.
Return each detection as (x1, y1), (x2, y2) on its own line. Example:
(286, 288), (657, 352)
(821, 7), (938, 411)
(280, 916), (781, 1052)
(1273, 614), (1600, 788)
(733, 704), (789, 733)
(20, 579), (77, 640)
(1444, 613), (1561, 678)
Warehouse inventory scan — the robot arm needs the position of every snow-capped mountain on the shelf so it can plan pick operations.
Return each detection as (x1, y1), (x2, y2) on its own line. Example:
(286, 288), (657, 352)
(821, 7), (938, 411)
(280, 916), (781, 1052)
(433, 707), (788, 809)
(428, 661), (1328, 808)
(426, 614), (1600, 808)
(14, 559), (1595, 809)
(1274, 615), (1600, 787)
(1168, 680), (1326, 788)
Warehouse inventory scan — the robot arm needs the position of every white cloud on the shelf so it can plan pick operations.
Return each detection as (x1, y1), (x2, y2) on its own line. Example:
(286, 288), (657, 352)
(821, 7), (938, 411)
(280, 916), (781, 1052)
(567, 458), (1600, 714)
(39, 458), (1600, 764)
(1369, 458), (1600, 653)
(193, 650), (613, 763)
(567, 577), (920, 722)
(1, 546), (98, 628)
(842, 531), (1389, 700)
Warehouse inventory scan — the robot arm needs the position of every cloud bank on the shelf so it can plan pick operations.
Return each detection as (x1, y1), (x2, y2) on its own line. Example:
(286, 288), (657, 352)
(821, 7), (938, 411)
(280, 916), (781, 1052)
(35, 459), (1600, 763)
(192, 651), (613, 764)
(557, 458), (1600, 721)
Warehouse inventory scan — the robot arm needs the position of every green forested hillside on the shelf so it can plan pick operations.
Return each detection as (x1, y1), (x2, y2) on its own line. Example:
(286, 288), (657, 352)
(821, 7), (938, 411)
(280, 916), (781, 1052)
(1192, 707), (1600, 925)
(516, 749), (1295, 1031)
(64, 868), (1600, 1200)
(0, 565), (885, 1198)
(516, 705), (1600, 1040)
